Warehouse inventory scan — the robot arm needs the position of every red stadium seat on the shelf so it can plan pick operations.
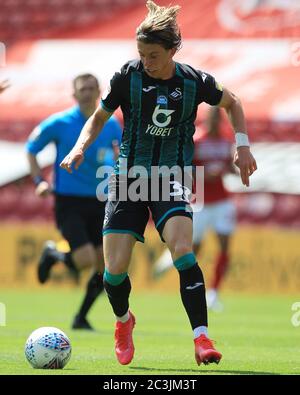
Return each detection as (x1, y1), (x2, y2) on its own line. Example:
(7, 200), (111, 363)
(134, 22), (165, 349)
(1, 0), (144, 43)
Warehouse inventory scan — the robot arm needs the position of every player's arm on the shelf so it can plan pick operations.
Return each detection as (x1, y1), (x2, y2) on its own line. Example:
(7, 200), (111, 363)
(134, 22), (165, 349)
(218, 88), (257, 187)
(60, 107), (112, 173)
(27, 152), (51, 197)
(26, 124), (56, 197)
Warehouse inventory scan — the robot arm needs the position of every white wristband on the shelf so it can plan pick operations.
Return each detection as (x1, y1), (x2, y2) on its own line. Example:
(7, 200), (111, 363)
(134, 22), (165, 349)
(235, 132), (250, 147)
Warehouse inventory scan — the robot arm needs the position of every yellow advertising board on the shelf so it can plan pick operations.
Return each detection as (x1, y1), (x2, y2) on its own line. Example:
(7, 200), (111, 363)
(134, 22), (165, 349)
(1, 222), (300, 293)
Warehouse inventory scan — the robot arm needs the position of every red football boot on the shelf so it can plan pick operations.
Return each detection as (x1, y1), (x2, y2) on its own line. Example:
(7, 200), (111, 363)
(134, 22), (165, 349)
(194, 334), (222, 365)
(114, 311), (136, 365)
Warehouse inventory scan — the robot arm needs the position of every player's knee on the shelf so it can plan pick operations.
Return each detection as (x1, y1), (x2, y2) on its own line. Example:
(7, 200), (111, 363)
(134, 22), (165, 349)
(104, 253), (129, 275)
(76, 257), (94, 270)
(73, 245), (98, 270)
(169, 240), (192, 261)
(105, 263), (128, 275)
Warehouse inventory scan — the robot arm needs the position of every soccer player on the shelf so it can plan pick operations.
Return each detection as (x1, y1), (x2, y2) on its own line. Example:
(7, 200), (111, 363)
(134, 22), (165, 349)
(60, 1), (257, 365)
(26, 73), (122, 330)
(153, 107), (237, 311)
(0, 79), (10, 94)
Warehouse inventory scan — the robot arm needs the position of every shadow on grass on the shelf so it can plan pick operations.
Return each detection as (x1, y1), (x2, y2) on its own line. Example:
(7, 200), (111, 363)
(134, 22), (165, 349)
(129, 366), (278, 375)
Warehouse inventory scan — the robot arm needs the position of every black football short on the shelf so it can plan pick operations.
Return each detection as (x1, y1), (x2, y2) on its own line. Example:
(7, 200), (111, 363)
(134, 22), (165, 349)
(102, 175), (193, 242)
(55, 194), (106, 251)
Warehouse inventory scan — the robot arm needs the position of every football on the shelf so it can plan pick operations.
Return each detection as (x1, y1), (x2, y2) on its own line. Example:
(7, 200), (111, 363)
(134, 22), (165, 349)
(25, 327), (72, 369)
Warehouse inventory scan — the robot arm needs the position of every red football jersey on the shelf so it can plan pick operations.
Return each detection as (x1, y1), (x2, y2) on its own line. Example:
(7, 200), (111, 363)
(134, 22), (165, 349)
(193, 132), (233, 204)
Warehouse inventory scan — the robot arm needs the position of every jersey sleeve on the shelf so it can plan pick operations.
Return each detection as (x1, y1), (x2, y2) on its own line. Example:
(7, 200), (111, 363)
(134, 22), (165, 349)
(197, 71), (223, 106)
(26, 118), (58, 155)
(101, 71), (125, 113)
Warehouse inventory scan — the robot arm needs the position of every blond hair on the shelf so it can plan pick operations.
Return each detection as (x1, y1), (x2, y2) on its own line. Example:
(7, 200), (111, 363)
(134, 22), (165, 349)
(136, 1), (182, 50)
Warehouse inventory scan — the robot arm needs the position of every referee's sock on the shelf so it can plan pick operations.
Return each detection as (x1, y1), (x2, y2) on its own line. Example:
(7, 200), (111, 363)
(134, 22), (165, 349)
(103, 270), (131, 319)
(77, 272), (104, 319)
(174, 253), (208, 332)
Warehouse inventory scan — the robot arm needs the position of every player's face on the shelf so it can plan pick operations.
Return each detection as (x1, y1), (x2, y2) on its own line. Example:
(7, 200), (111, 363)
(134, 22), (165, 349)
(137, 41), (176, 79)
(73, 78), (100, 107)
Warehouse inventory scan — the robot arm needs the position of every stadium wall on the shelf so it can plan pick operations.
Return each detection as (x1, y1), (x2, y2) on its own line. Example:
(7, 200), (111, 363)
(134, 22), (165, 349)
(1, 223), (300, 294)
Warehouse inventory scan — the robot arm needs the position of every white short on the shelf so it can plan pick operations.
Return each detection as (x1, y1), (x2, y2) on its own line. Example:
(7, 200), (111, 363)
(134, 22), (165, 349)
(192, 199), (236, 243)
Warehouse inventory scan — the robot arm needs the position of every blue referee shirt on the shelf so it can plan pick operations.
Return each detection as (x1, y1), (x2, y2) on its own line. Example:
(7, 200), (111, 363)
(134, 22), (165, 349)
(26, 106), (122, 197)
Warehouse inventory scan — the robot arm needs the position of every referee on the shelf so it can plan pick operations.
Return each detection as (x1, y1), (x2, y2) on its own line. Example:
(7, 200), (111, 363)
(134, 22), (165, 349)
(26, 74), (122, 330)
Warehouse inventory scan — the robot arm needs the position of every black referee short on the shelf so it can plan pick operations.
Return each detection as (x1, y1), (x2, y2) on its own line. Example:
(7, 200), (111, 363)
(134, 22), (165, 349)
(55, 194), (106, 251)
(102, 175), (193, 243)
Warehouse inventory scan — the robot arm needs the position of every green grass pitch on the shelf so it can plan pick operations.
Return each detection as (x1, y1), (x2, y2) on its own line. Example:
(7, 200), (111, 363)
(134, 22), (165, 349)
(0, 289), (299, 375)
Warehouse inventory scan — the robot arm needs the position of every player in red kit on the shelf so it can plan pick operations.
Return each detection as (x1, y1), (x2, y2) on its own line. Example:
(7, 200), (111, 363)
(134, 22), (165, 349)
(192, 107), (236, 310)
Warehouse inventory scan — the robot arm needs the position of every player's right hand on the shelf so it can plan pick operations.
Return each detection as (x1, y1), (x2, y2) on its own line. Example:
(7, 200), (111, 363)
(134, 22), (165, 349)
(60, 148), (84, 173)
(35, 181), (51, 197)
(234, 147), (257, 187)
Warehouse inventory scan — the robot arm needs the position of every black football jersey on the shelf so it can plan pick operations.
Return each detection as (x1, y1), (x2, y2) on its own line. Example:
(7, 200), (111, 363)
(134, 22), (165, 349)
(101, 60), (223, 174)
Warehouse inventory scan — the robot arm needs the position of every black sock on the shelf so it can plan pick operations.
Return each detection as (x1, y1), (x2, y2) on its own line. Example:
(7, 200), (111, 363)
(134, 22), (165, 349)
(103, 276), (131, 317)
(77, 272), (104, 319)
(179, 264), (208, 329)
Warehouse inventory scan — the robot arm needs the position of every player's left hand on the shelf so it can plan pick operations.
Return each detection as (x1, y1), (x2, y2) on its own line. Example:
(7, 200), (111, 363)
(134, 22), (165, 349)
(35, 180), (52, 197)
(233, 147), (257, 187)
